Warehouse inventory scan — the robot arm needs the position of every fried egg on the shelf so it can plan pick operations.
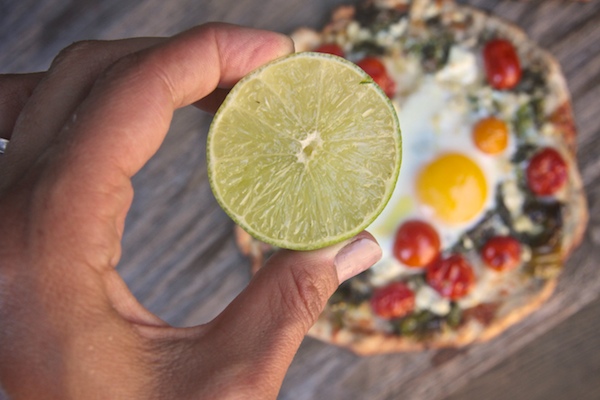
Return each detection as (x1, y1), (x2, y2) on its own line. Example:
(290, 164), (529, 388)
(368, 48), (517, 277)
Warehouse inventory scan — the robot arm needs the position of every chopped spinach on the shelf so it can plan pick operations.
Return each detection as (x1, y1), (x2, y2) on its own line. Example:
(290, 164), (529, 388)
(517, 200), (563, 249)
(351, 40), (386, 56)
(513, 102), (536, 139)
(355, 3), (409, 33)
(395, 310), (444, 337)
(446, 302), (463, 328)
(511, 143), (539, 164)
(392, 305), (463, 338)
(515, 67), (547, 94)
(512, 96), (546, 139)
(451, 209), (507, 253)
(407, 33), (453, 73)
(329, 272), (371, 306)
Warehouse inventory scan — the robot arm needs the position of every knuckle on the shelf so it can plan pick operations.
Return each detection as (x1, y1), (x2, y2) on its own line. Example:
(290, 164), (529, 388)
(95, 51), (144, 83)
(279, 266), (330, 325)
(96, 50), (176, 105)
(50, 40), (105, 69)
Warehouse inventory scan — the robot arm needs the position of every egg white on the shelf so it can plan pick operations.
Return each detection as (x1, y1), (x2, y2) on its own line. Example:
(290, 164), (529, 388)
(368, 47), (517, 277)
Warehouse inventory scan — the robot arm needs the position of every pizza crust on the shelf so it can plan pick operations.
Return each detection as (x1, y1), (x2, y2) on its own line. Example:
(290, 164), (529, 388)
(308, 273), (557, 354)
(234, 0), (588, 354)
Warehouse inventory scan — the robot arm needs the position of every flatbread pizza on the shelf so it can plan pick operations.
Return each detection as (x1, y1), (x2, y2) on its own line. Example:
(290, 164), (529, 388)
(236, 0), (588, 353)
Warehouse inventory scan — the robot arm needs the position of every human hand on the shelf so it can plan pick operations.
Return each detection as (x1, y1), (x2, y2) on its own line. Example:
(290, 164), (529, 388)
(0, 23), (381, 399)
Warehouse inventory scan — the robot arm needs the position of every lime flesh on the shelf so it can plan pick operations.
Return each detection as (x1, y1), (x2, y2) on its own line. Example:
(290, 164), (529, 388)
(207, 52), (402, 250)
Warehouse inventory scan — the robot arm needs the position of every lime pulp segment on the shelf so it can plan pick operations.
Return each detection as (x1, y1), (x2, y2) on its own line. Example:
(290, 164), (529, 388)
(207, 52), (402, 250)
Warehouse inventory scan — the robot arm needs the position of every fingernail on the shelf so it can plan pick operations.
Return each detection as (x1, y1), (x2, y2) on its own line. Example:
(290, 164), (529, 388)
(334, 234), (382, 283)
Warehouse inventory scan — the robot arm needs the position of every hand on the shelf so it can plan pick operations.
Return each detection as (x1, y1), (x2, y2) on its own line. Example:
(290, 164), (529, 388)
(0, 23), (381, 399)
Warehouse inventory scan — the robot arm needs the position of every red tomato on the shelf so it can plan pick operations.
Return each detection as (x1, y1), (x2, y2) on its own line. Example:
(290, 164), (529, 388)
(426, 254), (475, 300)
(483, 39), (522, 90)
(370, 282), (415, 319)
(393, 220), (441, 267)
(314, 43), (345, 57)
(526, 147), (568, 196)
(356, 57), (396, 98)
(481, 236), (522, 271)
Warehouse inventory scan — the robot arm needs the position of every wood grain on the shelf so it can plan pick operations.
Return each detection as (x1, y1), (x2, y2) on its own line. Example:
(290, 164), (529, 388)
(447, 295), (600, 400)
(1, 0), (599, 399)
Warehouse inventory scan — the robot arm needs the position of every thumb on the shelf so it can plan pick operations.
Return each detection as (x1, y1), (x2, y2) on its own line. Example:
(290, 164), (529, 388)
(205, 231), (381, 395)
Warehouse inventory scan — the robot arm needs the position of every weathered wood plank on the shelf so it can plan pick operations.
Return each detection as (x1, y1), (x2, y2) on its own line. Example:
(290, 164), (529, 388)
(447, 295), (600, 400)
(0, 1), (598, 399)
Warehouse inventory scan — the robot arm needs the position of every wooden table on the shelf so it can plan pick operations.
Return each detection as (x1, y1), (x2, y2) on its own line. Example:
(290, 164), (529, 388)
(1, 0), (599, 398)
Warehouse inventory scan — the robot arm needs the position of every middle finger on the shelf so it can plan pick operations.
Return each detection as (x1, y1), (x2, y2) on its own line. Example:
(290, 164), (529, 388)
(1, 37), (165, 187)
(0, 72), (45, 140)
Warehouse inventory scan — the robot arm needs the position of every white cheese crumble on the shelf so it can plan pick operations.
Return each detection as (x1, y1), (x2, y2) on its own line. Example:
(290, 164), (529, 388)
(458, 265), (523, 309)
(501, 179), (525, 217)
(415, 285), (451, 316)
(435, 45), (478, 85)
(369, 258), (421, 287)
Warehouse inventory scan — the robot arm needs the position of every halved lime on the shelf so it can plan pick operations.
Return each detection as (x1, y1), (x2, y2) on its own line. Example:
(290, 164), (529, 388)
(207, 52), (402, 251)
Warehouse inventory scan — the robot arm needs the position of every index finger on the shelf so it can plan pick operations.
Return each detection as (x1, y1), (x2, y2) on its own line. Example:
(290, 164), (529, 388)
(48, 23), (293, 184)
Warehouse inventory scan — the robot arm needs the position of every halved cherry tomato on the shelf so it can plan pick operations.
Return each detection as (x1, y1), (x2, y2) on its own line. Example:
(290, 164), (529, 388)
(356, 57), (396, 98)
(314, 43), (345, 57)
(481, 236), (522, 271)
(426, 254), (475, 300)
(393, 220), (441, 267)
(526, 147), (568, 196)
(483, 39), (522, 90)
(370, 281), (415, 319)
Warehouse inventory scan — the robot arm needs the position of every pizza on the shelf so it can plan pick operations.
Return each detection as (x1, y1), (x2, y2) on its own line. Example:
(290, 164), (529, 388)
(235, 0), (588, 353)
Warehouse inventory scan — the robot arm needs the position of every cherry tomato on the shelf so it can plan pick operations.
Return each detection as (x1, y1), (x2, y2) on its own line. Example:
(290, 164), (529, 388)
(356, 57), (396, 98)
(370, 281), (415, 319)
(472, 116), (509, 154)
(426, 254), (475, 300)
(483, 39), (522, 90)
(481, 236), (522, 271)
(314, 43), (345, 57)
(393, 220), (441, 267)
(526, 147), (568, 196)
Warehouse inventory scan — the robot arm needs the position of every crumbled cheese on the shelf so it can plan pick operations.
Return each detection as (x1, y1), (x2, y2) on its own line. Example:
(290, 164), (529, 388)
(389, 19), (408, 38)
(461, 236), (475, 250)
(541, 122), (555, 137)
(345, 21), (372, 44)
(346, 21), (361, 41)
(458, 268), (493, 309)
(373, 20), (409, 48)
(343, 303), (384, 332)
(435, 45), (478, 85)
(415, 285), (451, 316)
(494, 91), (529, 120)
(389, 54), (423, 97)
(474, 86), (495, 113)
(375, 29), (395, 47)
(502, 179), (525, 217)
(513, 214), (541, 235)
(369, 258), (415, 287)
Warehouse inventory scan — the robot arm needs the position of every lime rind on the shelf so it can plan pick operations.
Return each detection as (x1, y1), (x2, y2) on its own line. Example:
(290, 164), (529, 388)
(207, 52), (402, 251)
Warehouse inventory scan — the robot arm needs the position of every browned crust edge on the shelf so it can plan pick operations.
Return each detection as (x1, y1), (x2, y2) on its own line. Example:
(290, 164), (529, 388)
(308, 278), (557, 354)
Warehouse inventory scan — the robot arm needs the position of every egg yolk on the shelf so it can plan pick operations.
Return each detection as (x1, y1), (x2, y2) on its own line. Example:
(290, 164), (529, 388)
(472, 116), (509, 154)
(416, 153), (488, 224)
